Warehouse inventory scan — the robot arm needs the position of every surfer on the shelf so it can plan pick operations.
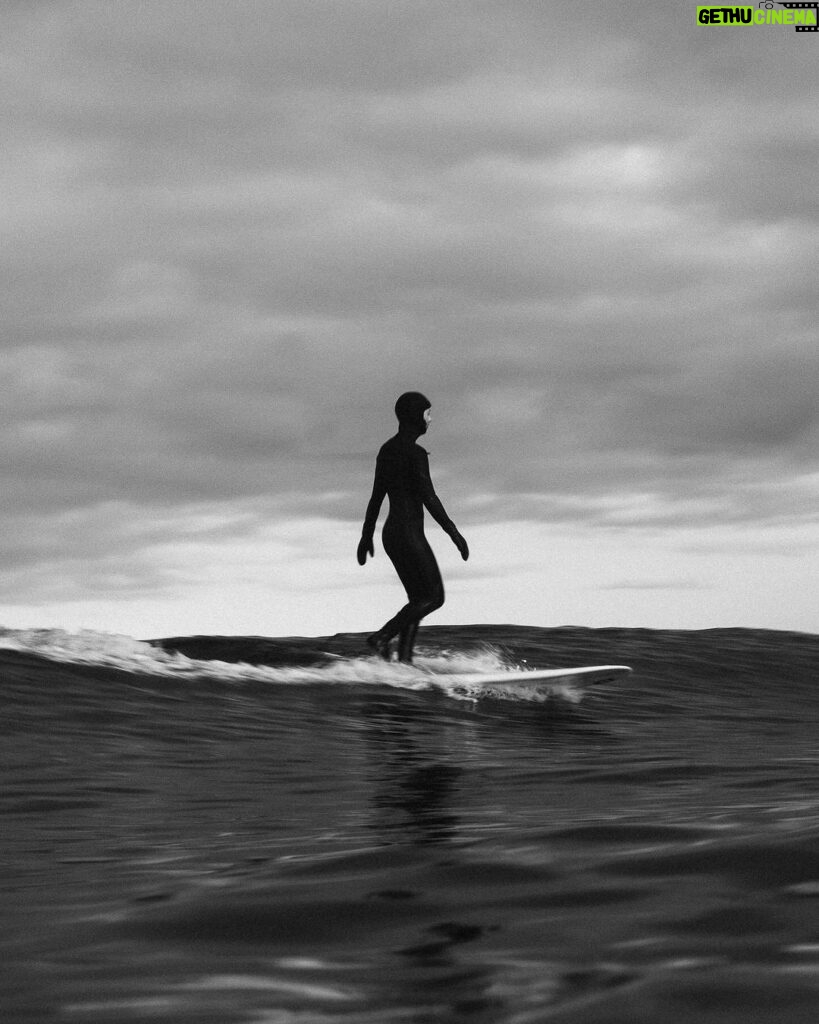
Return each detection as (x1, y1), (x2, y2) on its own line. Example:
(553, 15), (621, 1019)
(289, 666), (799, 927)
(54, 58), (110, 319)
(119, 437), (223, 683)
(357, 391), (469, 663)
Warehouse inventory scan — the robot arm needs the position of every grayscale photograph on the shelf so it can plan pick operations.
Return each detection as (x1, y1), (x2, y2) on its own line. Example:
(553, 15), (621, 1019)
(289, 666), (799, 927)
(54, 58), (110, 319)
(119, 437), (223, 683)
(3, 2), (818, 1021)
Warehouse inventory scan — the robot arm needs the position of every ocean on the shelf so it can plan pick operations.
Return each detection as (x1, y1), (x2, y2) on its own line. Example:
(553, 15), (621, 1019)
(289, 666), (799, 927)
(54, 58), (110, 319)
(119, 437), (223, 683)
(2, 623), (819, 1023)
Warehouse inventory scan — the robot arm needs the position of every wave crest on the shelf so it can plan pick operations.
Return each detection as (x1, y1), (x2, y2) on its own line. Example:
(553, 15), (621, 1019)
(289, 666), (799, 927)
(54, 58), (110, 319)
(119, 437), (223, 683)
(0, 626), (514, 695)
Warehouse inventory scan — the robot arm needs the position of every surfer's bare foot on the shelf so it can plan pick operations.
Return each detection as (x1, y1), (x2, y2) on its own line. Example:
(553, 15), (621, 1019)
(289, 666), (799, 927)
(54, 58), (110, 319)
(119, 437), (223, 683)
(367, 632), (391, 660)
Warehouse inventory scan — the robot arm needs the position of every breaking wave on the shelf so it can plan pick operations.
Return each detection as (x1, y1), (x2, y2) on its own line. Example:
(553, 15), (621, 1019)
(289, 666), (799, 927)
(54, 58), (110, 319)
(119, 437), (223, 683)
(0, 626), (519, 699)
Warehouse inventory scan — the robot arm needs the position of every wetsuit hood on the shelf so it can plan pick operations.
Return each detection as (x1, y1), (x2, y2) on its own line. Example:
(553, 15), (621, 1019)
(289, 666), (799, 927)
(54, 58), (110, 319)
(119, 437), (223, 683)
(395, 391), (430, 437)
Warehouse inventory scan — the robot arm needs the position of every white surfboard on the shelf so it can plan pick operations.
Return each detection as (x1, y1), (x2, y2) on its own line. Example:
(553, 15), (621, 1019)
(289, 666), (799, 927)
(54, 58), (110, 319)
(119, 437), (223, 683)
(435, 664), (631, 701)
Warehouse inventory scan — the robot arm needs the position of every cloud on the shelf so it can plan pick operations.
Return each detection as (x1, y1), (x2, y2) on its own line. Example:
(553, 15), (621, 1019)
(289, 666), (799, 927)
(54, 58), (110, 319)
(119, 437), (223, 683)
(1, 1), (817, 631)
(601, 579), (711, 592)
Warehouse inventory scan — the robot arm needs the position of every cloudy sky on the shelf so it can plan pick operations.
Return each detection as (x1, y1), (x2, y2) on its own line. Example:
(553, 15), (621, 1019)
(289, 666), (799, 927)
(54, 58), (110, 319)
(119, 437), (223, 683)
(2, 0), (817, 639)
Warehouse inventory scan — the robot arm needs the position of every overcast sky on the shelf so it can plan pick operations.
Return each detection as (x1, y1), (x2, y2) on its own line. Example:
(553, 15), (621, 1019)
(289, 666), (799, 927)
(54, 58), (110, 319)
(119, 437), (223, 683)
(2, 0), (817, 639)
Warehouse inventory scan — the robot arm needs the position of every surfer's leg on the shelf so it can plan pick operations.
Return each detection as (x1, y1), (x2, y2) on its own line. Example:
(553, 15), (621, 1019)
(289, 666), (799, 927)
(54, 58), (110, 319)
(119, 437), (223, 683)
(397, 621), (419, 664)
(399, 558), (444, 663)
(366, 630), (392, 660)
(376, 526), (444, 661)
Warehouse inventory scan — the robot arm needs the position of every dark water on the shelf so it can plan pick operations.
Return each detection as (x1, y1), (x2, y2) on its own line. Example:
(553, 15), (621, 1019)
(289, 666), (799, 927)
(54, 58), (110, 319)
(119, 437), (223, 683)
(2, 624), (819, 1023)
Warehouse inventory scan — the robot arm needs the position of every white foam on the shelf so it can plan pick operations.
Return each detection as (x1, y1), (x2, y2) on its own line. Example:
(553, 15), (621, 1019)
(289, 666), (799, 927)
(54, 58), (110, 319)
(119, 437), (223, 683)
(0, 626), (513, 695)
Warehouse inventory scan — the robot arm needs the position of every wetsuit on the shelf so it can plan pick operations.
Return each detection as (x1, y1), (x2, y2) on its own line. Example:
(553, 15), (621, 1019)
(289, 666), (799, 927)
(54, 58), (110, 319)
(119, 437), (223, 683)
(358, 392), (468, 662)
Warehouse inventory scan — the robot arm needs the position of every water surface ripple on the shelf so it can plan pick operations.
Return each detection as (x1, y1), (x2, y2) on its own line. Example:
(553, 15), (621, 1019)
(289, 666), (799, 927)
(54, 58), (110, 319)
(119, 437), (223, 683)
(2, 624), (818, 1022)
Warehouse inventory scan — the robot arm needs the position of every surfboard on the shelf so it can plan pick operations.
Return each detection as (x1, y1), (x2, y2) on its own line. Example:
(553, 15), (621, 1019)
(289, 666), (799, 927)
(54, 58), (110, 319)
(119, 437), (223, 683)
(435, 664), (631, 701)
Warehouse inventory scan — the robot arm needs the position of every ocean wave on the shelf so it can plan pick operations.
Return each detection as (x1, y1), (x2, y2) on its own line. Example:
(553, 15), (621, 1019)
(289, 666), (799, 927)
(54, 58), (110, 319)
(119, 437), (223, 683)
(0, 625), (518, 698)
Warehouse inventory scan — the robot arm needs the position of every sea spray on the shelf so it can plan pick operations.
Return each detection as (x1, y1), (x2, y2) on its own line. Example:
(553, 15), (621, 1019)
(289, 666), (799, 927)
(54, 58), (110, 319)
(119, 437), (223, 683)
(0, 626), (516, 696)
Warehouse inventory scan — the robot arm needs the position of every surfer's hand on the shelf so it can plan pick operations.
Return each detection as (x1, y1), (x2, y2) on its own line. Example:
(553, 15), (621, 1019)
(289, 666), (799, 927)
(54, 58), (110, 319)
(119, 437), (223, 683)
(451, 530), (469, 561)
(357, 535), (374, 565)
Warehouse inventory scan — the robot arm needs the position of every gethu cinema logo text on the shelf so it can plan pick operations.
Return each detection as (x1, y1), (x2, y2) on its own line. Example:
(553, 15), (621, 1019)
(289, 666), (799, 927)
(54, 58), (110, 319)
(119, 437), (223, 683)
(697, 4), (818, 26)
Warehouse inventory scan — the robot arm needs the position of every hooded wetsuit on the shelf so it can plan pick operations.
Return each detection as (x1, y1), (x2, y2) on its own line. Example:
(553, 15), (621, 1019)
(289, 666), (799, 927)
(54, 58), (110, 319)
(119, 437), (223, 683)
(358, 392), (467, 662)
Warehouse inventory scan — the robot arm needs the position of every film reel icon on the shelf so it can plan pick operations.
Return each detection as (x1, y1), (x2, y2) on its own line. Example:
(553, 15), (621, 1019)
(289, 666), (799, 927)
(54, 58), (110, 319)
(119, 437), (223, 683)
(759, 1), (819, 31)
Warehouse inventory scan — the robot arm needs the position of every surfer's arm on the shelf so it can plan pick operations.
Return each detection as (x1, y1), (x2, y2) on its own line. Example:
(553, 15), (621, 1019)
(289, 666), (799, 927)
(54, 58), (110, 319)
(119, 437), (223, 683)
(416, 450), (469, 561)
(358, 455), (387, 564)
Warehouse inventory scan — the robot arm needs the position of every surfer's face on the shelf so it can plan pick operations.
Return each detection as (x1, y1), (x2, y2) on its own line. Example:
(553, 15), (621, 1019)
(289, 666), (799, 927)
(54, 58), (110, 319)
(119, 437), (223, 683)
(423, 408), (431, 426)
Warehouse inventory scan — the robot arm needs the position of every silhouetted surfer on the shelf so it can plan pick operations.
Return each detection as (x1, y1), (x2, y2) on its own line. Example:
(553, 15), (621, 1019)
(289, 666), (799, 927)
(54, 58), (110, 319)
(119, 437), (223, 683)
(357, 392), (469, 663)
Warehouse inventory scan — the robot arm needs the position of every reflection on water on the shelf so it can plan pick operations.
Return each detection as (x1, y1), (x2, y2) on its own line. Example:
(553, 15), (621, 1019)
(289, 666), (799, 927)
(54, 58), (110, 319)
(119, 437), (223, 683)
(2, 625), (819, 1022)
(362, 698), (463, 846)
